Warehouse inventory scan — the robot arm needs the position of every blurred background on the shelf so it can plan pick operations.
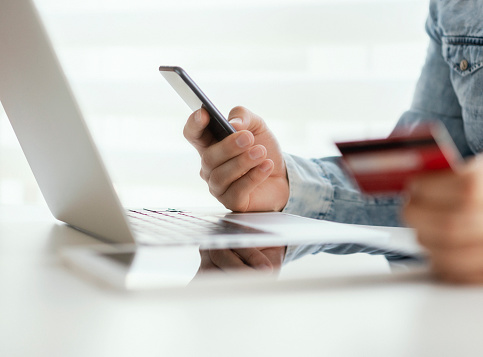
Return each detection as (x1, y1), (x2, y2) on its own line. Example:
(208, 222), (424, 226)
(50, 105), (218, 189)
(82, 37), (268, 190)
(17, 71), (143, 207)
(0, 0), (429, 273)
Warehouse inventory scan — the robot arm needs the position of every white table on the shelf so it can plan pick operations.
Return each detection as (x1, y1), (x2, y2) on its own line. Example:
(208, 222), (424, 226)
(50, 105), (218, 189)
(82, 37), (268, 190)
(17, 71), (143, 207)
(1, 205), (482, 357)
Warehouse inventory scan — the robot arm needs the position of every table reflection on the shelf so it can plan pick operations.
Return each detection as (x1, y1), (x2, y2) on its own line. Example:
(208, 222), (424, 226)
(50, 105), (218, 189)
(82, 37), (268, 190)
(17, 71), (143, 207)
(197, 246), (286, 275)
(62, 242), (289, 290)
(56, 221), (426, 290)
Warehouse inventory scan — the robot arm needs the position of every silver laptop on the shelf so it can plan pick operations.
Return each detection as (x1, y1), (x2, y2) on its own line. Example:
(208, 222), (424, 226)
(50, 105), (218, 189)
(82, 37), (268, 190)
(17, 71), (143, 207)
(0, 0), (391, 249)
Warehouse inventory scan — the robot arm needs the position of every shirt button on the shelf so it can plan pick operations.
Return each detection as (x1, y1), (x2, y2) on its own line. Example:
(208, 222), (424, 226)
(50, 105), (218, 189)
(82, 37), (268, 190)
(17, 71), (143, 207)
(460, 59), (469, 71)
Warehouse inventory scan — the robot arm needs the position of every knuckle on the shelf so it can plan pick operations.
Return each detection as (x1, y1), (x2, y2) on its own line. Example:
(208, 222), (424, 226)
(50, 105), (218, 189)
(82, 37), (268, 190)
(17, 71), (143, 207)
(236, 154), (254, 173)
(246, 166), (261, 186)
(208, 184), (218, 198)
(234, 196), (249, 213)
(231, 203), (248, 213)
(200, 153), (214, 170)
(208, 169), (225, 195)
(225, 192), (248, 212)
(199, 168), (208, 182)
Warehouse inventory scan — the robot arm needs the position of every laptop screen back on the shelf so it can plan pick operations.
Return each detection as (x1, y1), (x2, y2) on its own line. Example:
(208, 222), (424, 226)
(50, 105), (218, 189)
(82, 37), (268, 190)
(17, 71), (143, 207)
(0, 0), (135, 244)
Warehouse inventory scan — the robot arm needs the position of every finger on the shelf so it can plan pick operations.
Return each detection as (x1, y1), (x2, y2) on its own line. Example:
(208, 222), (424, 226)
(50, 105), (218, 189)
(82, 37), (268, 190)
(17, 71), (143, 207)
(196, 250), (220, 274)
(430, 245), (483, 278)
(228, 117), (247, 132)
(220, 159), (274, 212)
(183, 109), (215, 153)
(407, 169), (462, 208)
(228, 106), (268, 135)
(231, 248), (274, 271)
(403, 200), (483, 248)
(208, 249), (255, 272)
(259, 246), (287, 270)
(227, 106), (252, 131)
(438, 272), (483, 285)
(200, 129), (255, 173)
(228, 106), (286, 179)
(208, 145), (268, 196)
(409, 159), (483, 209)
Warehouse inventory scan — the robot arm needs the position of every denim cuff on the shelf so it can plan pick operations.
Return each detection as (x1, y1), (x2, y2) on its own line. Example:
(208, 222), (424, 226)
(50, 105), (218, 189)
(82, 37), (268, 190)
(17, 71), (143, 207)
(281, 153), (334, 264)
(282, 153), (333, 219)
(283, 244), (324, 265)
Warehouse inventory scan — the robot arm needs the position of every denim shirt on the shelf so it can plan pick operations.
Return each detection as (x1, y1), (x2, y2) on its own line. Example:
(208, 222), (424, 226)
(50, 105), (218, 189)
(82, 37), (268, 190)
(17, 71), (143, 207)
(282, 0), (483, 263)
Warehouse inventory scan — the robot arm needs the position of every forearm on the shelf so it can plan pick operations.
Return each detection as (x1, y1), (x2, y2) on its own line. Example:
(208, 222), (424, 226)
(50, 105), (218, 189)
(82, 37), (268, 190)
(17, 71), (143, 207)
(282, 153), (404, 264)
(283, 153), (404, 226)
(282, 12), (472, 264)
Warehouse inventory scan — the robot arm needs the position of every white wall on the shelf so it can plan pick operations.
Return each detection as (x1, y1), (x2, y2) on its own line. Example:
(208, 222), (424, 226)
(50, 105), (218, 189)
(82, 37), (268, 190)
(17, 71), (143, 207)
(0, 0), (429, 207)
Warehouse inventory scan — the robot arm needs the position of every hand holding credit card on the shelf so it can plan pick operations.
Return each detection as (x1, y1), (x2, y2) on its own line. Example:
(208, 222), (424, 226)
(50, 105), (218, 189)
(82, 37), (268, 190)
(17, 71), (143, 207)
(336, 122), (462, 195)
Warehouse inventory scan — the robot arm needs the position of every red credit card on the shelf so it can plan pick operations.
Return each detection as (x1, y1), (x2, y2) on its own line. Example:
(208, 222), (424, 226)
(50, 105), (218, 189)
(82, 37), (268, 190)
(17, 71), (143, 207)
(335, 122), (462, 195)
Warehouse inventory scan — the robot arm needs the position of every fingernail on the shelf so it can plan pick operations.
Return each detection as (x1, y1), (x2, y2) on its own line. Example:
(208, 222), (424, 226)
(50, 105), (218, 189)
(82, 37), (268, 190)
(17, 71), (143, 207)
(236, 132), (251, 148)
(229, 118), (243, 126)
(249, 146), (264, 160)
(194, 111), (203, 124)
(259, 160), (272, 172)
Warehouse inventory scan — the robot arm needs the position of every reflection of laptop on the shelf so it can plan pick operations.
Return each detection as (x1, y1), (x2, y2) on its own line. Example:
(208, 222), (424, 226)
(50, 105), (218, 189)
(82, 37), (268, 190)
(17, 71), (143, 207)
(0, 0), (390, 249)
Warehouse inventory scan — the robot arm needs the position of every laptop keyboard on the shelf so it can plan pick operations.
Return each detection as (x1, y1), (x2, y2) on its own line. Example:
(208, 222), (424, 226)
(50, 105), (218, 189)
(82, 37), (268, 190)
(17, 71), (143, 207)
(126, 209), (267, 244)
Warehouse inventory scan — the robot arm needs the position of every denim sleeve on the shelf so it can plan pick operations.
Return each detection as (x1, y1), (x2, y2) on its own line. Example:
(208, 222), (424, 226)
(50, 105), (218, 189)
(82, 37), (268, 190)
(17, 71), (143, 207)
(283, 11), (470, 264)
(282, 154), (405, 263)
(394, 12), (473, 158)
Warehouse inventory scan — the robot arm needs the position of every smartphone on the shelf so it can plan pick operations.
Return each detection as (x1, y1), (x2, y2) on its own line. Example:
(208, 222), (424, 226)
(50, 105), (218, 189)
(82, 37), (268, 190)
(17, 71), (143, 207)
(159, 66), (236, 141)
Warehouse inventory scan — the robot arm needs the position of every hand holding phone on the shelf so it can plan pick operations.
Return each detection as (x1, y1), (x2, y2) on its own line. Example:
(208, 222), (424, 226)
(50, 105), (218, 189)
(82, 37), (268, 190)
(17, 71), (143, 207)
(159, 66), (236, 141)
(160, 66), (289, 213)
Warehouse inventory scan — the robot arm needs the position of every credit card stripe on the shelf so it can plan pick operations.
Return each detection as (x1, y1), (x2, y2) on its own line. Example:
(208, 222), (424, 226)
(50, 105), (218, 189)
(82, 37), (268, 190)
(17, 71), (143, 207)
(337, 137), (437, 154)
(345, 150), (422, 174)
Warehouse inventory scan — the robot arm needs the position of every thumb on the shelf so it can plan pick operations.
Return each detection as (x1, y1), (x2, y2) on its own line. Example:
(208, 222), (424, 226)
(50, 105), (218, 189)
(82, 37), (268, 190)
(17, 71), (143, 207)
(228, 106), (267, 134)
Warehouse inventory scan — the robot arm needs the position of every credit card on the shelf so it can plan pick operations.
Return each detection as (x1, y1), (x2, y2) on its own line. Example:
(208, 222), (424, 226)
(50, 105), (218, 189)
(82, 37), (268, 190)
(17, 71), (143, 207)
(335, 122), (462, 195)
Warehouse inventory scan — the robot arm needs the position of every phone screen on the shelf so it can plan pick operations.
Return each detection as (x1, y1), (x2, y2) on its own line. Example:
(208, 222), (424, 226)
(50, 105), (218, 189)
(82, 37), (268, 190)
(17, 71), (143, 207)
(159, 66), (236, 141)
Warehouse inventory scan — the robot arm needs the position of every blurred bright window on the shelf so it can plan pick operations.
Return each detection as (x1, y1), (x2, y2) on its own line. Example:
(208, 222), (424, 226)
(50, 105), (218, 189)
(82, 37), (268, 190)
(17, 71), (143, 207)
(0, 0), (429, 206)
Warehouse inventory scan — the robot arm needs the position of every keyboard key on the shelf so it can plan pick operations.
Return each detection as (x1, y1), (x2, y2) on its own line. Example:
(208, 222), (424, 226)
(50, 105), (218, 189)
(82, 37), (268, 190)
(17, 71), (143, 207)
(126, 209), (268, 244)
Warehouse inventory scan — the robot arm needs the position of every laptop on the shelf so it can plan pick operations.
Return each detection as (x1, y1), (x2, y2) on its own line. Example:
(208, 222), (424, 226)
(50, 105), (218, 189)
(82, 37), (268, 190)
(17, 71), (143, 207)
(0, 0), (394, 250)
